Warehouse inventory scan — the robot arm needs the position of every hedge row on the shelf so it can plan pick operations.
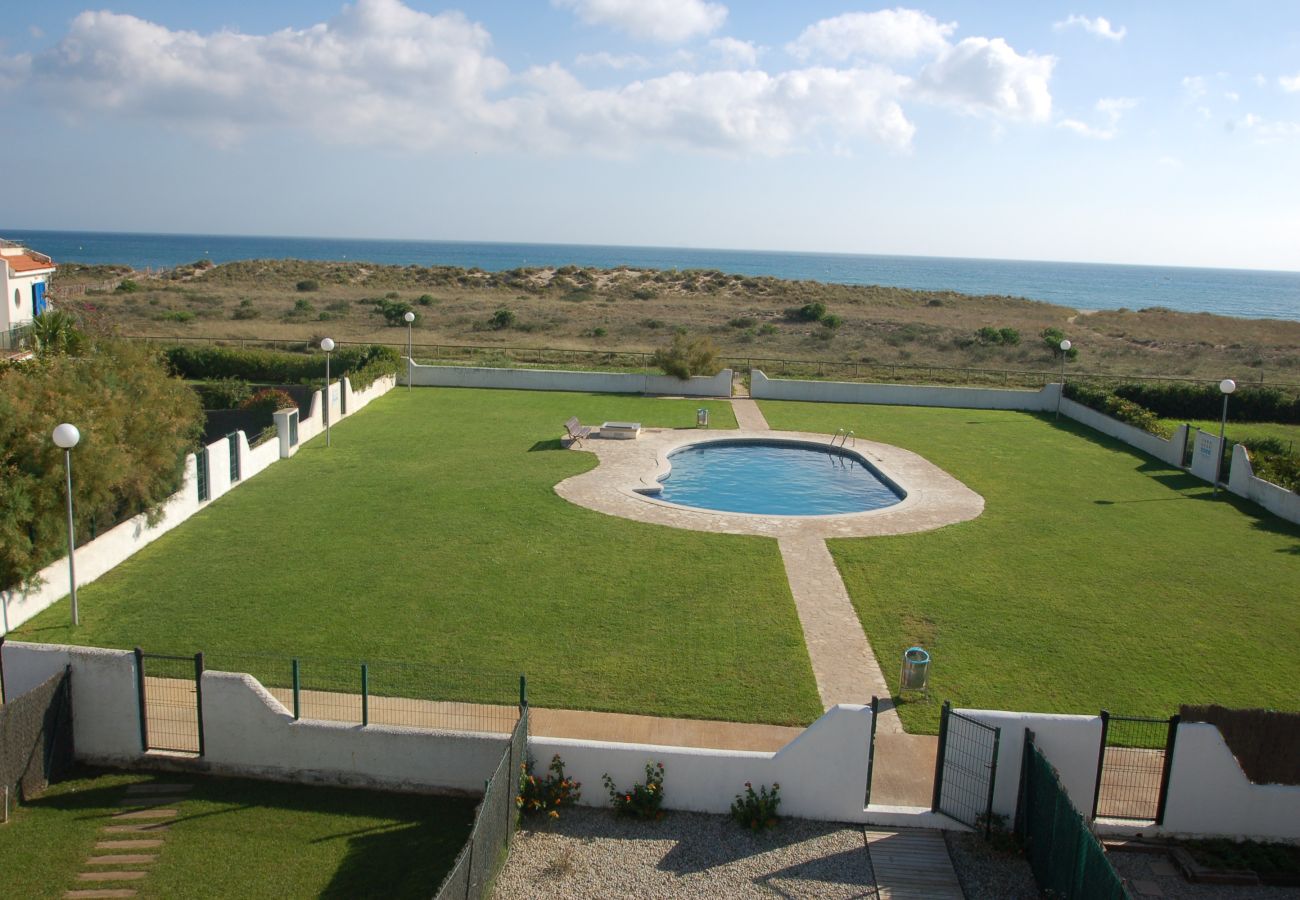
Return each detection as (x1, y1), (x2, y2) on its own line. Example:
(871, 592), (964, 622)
(1108, 381), (1300, 424)
(165, 344), (399, 389)
(1063, 382), (1171, 438)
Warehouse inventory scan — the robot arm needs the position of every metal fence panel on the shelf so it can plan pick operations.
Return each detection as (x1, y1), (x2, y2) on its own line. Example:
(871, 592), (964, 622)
(1093, 712), (1176, 822)
(933, 702), (1000, 832)
(136, 650), (201, 754)
(1017, 736), (1129, 900)
(0, 668), (73, 798)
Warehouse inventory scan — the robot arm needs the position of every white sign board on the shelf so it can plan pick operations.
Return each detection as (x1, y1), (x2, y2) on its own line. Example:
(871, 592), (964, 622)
(1190, 429), (1224, 484)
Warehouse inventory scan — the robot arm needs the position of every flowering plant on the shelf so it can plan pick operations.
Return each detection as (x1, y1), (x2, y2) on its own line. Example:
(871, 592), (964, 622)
(731, 781), (781, 830)
(602, 761), (666, 820)
(517, 754), (581, 820)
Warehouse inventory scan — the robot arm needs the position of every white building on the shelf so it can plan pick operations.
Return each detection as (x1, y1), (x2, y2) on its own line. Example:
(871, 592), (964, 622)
(0, 238), (57, 333)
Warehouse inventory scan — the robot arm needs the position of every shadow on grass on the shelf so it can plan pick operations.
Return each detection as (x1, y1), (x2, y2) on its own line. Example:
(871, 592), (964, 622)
(528, 438), (564, 452)
(27, 767), (476, 900)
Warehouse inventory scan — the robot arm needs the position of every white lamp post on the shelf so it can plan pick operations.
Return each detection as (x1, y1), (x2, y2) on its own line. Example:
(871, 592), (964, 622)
(1055, 339), (1072, 420)
(320, 338), (335, 447)
(404, 311), (415, 392)
(52, 423), (80, 627)
(1214, 378), (1236, 495)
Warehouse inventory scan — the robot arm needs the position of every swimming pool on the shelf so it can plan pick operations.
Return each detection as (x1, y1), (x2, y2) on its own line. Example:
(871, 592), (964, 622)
(646, 440), (904, 516)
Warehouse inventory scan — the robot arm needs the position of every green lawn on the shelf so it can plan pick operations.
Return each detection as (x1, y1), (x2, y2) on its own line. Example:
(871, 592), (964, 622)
(0, 769), (474, 899)
(17, 389), (822, 726)
(1161, 418), (1300, 449)
(760, 401), (1300, 732)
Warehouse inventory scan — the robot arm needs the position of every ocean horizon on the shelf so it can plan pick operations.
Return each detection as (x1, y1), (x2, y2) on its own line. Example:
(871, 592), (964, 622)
(5, 227), (1299, 322)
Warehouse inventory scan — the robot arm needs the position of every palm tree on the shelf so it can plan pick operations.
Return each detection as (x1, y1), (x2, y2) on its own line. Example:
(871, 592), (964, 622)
(31, 309), (85, 357)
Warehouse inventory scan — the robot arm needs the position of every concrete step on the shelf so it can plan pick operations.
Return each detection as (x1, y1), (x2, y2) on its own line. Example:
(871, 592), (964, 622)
(96, 840), (164, 851)
(86, 855), (157, 865)
(64, 890), (138, 899)
(118, 797), (187, 807)
(125, 783), (192, 795)
(101, 824), (170, 834)
(112, 809), (177, 820)
(76, 871), (148, 882)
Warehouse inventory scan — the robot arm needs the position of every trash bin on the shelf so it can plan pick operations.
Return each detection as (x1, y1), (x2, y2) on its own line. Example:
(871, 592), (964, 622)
(696, 408), (710, 428)
(900, 646), (930, 692)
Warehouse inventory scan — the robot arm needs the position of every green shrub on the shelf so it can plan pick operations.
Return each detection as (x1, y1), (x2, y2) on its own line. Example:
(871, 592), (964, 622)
(1041, 327), (1079, 359)
(632, 288), (657, 300)
(976, 326), (1021, 345)
(114, 279), (141, 294)
(232, 307), (261, 320)
(417, 294), (435, 306)
(758, 323), (778, 336)
(786, 302), (826, 322)
(489, 308), (516, 330)
(821, 314), (843, 330)
(164, 344), (398, 387)
(292, 298), (315, 313)
(731, 782), (780, 831)
(1246, 439), (1300, 491)
(197, 378), (252, 409)
(652, 333), (719, 380)
(1113, 382), (1300, 424)
(999, 327), (1021, 345)
(729, 317), (758, 329)
(159, 309), (194, 323)
(240, 388), (297, 417)
(603, 762), (665, 820)
(372, 298), (414, 326)
(1063, 383), (1171, 438)
(517, 755), (582, 820)
(295, 279), (319, 292)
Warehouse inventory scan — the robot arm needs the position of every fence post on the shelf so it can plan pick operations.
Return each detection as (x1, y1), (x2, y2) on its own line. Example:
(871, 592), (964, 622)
(1091, 710), (1110, 820)
(519, 674), (527, 712)
(361, 663), (369, 726)
(134, 647), (149, 752)
(292, 658), (300, 720)
(984, 725), (1002, 838)
(1154, 714), (1180, 825)
(865, 696), (879, 807)
(0, 635), (6, 704)
(931, 700), (951, 812)
(1015, 728), (1035, 839)
(194, 652), (206, 757)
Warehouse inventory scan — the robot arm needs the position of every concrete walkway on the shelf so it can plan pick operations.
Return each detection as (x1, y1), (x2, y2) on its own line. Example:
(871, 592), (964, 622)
(66, 781), (190, 898)
(731, 397), (770, 430)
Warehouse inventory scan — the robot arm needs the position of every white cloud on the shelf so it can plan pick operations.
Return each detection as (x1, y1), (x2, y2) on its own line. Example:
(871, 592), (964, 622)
(28, 25), (44, 39)
(1223, 90), (1239, 102)
(915, 37), (1054, 122)
(1058, 96), (1136, 140)
(708, 37), (759, 69)
(575, 50), (648, 69)
(553, 0), (726, 43)
(787, 9), (956, 62)
(1181, 75), (1207, 100)
(1157, 155), (1182, 168)
(1239, 113), (1300, 139)
(1280, 73), (1300, 92)
(1053, 14), (1126, 41)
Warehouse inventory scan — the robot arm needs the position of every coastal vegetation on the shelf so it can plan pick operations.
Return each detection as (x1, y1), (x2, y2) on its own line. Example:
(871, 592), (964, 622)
(52, 260), (1300, 384)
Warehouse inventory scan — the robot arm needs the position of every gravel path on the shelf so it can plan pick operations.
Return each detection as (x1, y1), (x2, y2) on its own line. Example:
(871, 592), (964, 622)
(492, 808), (880, 899)
(1112, 851), (1300, 900)
(944, 831), (1039, 899)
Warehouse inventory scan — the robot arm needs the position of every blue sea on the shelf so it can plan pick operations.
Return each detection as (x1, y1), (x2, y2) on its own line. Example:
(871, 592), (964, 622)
(5, 228), (1298, 321)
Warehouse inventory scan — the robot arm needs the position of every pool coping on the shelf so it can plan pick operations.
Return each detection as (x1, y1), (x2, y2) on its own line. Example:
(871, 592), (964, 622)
(555, 428), (984, 539)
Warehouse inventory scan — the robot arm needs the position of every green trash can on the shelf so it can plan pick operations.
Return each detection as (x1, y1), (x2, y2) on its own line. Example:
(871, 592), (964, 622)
(900, 646), (930, 693)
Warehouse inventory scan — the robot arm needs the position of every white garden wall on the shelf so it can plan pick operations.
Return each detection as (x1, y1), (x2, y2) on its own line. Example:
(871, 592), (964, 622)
(1057, 398), (1189, 468)
(1227, 444), (1300, 525)
(407, 362), (733, 398)
(0, 375), (395, 634)
(749, 369), (1060, 411)
(1189, 429), (1225, 483)
(1156, 723), (1300, 841)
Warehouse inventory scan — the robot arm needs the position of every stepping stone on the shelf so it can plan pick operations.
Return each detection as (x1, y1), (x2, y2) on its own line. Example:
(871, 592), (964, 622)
(113, 809), (177, 820)
(102, 824), (169, 834)
(125, 783), (192, 795)
(119, 796), (187, 807)
(64, 890), (138, 898)
(76, 871), (147, 881)
(96, 840), (164, 850)
(86, 855), (157, 865)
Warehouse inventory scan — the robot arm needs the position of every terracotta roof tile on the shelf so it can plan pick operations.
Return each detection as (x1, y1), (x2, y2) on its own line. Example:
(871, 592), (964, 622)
(5, 253), (56, 273)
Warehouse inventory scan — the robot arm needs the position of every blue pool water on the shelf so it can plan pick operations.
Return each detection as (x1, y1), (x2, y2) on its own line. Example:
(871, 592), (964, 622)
(652, 441), (903, 516)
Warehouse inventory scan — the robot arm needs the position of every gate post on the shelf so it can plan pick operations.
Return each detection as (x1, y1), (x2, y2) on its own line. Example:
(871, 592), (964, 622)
(865, 696), (879, 807)
(983, 725), (1002, 838)
(291, 658), (300, 720)
(1091, 710), (1111, 820)
(134, 647), (148, 752)
(1154, 714), (1180, 825)
(931, 700), (951, 812)
(194, 652), (206, 756)
(1014, 728), (1035, 839)
(361, 663), (369, 726)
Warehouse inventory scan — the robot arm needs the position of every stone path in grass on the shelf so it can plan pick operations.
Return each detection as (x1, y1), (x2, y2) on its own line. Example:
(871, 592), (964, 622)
(730, 397), (769, 430)
(65, 781), (191, 899)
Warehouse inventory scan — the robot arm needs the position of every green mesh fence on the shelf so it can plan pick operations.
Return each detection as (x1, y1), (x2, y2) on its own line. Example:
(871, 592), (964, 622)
(1016, 738), (1130, 900)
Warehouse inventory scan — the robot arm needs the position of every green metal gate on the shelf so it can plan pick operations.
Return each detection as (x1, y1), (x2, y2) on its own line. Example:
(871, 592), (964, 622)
(134, 648), (205, 755)
(865, 695), (879, 805)
(1091, 711), (1178, 823)
(932, 700), (1001, 834)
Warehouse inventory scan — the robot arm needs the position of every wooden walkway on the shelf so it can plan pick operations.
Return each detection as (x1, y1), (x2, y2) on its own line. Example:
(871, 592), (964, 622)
(865, 829), (965, 899)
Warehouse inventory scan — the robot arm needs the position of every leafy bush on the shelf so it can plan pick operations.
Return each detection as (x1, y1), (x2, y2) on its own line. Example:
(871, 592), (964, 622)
(489, 308), (516, 330)
(1041, 327), (1079, 359)
(729, 317), (758, 329)
(731, 782), (780, 831)
(30, 310), (85, 357)
(976, 326), (1021, 346)
(632, 288), (657, 300)
(651, 333), (719, 380)
(786, 302), (826, 322)
(114, 279), (141, 294)
(0, 339), (203, 590)
(821, 314), (843, 330)
(164, 344), (398, 388)
(517, 755), (582, 820)
(296, 279), (320, 292)
(1064, 383), (1171, 438)
(758, 323), (778, 336)
(603, 762), (665, 820)
(417, 294), (435, 306)
(232, 306), (262, 320)
(1245, 439), (1300, 491)
(197, 378), (252, 409)
(373, 297), (414, 326)
(159, 309), (194, 323)
(293, 298), (315, 313)
(1112, 382), (1300, 425)
(240, 388), (297, 417)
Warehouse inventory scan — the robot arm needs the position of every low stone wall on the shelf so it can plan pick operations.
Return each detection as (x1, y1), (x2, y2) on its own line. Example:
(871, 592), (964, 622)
(0, 375), (396, 633)
(406, 362), (733, 398)
(1228, 444), (1300, 525)
(749, 369), (1059, 411)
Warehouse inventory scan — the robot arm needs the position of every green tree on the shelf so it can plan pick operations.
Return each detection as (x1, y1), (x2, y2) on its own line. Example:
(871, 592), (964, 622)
(0, 339), (203, 590)
(30, 310), (86, 358)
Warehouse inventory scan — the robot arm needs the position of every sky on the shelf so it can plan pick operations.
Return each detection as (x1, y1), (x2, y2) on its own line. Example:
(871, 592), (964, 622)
(1, 1), (1298, 272)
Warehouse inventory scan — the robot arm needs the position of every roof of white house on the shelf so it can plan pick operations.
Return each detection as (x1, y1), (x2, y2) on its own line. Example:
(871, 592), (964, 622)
(0, 239), (56, 275)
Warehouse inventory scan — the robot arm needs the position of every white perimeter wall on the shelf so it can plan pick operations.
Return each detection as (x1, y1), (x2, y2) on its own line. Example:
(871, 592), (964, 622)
(1189, 429), (1224, 483)
(407, 362), (733, 398)
(1, 642), (505, 794)
(0, 375), (395, 634)
(750, 369), (1059, 411)
(1057, 398), (1189, 468)
(1228, 444), (1300, 525)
